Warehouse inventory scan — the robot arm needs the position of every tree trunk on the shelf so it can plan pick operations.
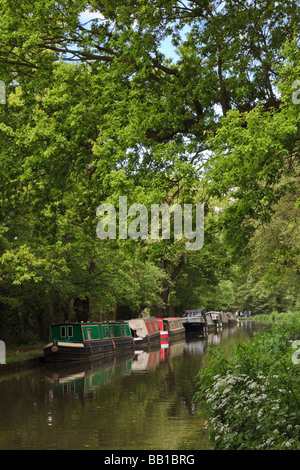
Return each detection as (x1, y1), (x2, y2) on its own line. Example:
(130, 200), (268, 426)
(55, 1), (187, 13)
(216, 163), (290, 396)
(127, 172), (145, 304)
(73, 297), (89, 322)
(159, 255), (185, 316)
(49, 287), (63, 323)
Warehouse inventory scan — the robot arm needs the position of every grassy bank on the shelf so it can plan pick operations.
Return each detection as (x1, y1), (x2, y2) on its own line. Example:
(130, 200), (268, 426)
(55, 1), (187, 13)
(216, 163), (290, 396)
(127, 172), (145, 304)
(5, 343), (44, 364)
(195, 312), (300, 450)
(240, 311), (297, 323)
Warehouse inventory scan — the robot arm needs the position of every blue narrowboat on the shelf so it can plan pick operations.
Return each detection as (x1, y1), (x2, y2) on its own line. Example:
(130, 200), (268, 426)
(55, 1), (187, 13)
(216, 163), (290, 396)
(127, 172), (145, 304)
(182, 309), (207, 332)
(43, 321), (134, 363)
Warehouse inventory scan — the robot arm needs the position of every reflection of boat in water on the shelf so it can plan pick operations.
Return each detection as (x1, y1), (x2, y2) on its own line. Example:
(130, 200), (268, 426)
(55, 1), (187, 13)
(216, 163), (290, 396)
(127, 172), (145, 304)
(207, 331), (222, 347)
(184, 337), (207, 356)
(127, 317), (161, 348)
(132, 348), (161, 373)
(160, 340), (185, 361)
(132, 339), (186, 369)
(45, 353), (134, 396)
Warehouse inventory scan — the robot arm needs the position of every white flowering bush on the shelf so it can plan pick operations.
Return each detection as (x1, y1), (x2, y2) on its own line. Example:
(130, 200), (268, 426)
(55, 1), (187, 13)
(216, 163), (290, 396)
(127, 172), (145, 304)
(195, 314), (300, 449)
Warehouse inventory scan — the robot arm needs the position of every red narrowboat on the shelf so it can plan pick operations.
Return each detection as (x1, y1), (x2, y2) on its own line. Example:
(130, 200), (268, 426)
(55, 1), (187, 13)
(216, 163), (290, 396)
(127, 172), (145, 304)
(158, 317), (185, 342)
(128, 317), (161, 347)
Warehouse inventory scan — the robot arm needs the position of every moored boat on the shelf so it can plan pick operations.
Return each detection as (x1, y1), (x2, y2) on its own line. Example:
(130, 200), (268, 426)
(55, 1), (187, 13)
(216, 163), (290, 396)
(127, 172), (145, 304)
(220, 312), (229, 326)
(127, 317), (161, 347)
(158, 317), (185, 341)
(182, 309), (206, 333)
(226, 312), (236, 325)
(43, 321), (134, 363)
(202, 312), (215, 330)
(205, 311), (222, 328)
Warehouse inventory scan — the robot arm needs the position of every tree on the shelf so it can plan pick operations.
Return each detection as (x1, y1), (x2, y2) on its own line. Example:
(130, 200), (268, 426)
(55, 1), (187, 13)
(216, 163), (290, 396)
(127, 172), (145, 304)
(1, 1), (300, 341)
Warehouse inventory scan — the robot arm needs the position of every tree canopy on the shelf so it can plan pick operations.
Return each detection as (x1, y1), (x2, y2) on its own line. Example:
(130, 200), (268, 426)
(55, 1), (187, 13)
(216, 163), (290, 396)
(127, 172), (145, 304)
(0, 0), (300, 343)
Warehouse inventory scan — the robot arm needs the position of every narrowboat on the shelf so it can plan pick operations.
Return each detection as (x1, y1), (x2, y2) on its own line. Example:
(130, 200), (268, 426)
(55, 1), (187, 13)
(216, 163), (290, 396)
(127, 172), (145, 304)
(127, 317), (161, 347)
(202, 312), (215, 330)
(157, 317), (185, 341)
(182, 309), (206, 333)
(206, 311), (222, 329)
(43, 321), (134, 363)
(220, 312), (229, 326)
(226, 312), (236, 326)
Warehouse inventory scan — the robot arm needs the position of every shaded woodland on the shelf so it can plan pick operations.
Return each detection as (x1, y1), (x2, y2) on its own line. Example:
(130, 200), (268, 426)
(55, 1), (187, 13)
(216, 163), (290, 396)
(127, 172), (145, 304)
(0, 1), (300, 343)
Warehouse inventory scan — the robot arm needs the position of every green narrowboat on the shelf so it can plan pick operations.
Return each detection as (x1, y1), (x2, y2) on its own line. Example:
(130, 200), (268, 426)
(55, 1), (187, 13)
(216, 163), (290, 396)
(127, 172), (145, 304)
(43, 321), (134, 363)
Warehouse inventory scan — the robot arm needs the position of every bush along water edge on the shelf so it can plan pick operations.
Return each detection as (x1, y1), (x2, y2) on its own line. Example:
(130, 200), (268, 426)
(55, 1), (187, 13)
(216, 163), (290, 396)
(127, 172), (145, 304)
(194, 312), (300, 450)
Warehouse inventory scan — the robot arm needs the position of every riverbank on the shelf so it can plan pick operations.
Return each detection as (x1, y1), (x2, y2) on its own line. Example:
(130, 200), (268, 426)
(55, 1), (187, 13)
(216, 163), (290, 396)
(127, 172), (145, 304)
(0, 343), (44, 373)
(239, 311), (295, 323)
(0, 323), (256, 450)
(195, 311), (300, 450)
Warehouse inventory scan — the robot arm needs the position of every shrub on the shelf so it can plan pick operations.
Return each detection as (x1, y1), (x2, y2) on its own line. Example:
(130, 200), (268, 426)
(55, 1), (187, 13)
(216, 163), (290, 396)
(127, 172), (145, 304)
(195, 313), (300, 449)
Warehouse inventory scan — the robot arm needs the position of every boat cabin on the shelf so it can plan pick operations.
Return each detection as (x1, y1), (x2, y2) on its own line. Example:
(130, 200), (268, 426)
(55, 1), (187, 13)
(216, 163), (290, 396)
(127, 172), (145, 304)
(220, 312), (229, 325)
(49, 321), (131, 343)
(128, 317), (161, 345)
(225, 312), (236, 325)
(44, 321), (133, 363)
(203, 312), (215, 328)
(158, 317), (185, 337)
(205, 311), (222, 328)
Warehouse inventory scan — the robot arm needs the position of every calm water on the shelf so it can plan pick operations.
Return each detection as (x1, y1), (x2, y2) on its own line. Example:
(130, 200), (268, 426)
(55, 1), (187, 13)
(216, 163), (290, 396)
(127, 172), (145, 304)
(0, 321), (265, 450)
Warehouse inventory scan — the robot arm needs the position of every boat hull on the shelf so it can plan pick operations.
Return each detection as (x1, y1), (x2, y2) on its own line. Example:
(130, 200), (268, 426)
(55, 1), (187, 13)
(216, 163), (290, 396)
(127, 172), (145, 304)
(158, 317), (185, 343)
(168, 328), (186, 341)
(132, 332), (161, 348)
(128, 317), (161, 349)
(182, 319), (206, 333)
(44, 337), (134, 363)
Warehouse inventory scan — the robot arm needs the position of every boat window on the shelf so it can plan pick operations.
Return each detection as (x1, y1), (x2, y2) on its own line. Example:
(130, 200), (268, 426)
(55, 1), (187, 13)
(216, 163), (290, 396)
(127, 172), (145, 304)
(61, 326), (66, 338)
(86, 328), (92, 340)
(67, 326), (73, 337)
(110, 327), (114, 337)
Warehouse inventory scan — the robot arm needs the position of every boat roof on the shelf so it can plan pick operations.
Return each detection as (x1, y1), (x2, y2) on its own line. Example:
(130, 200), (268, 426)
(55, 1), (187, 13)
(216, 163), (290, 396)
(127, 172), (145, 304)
(50, 320), (128, 326)
(159, 317), (182, 321)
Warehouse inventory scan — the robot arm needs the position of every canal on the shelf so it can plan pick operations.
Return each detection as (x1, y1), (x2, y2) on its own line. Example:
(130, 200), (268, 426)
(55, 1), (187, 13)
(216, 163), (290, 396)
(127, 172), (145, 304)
(0, 321), (267, 450)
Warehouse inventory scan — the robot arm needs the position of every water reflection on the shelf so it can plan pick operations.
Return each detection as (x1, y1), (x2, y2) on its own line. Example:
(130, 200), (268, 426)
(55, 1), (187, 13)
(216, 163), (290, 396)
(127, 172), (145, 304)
(45, 353), (134, 397)
(44, 324), (250, 398)
(0, 321), (263, 450)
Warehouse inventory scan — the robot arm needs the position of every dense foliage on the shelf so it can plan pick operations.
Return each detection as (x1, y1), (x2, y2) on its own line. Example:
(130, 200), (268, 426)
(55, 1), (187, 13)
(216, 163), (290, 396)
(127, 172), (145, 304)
(0, 1), (300, 343)
(195, 312), (300, 449)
